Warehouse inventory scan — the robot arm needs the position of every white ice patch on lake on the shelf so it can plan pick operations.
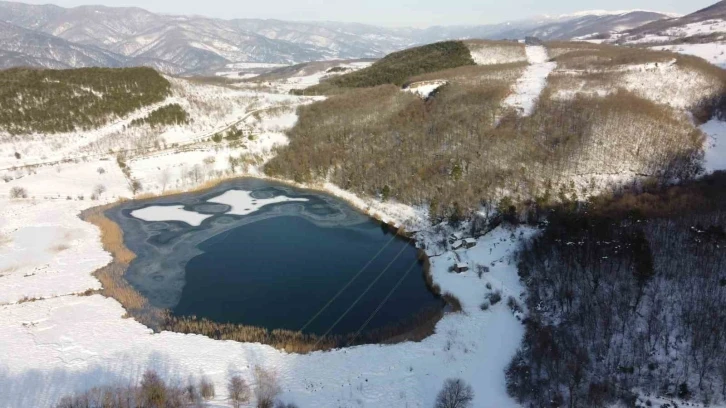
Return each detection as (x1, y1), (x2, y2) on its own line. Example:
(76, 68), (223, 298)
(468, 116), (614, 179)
(700, 119), (726, 174)
(502, 45), (556, 116)
(208, 189), (308, 215)
(130, 205), (212, 227)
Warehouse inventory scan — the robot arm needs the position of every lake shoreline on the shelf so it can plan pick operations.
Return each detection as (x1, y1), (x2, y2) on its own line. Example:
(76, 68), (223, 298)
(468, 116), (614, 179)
(80, 176), (455, 353)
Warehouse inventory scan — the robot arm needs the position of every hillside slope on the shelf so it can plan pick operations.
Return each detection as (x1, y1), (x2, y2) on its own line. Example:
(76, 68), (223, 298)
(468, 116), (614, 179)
(615, 1), (726, 67)
(0, 67), (170, 134)
(268, 41), (723, 220)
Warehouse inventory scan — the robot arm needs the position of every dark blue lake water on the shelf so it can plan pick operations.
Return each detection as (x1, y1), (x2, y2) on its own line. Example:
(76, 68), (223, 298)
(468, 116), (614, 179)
(108, 178), (443, 337)
(176, 215), (439, 335)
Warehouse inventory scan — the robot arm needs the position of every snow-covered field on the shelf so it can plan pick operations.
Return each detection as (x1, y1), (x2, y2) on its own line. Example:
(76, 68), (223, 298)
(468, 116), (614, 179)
(664, 19), (726, 38)
(245, 61), (374, 93)
(619, 60), (720, 110)
(547, 51), (722, 112)
(0, 200), (108, 305)
(651, 43), (726, 68)
(700, 118), (726, 174)
(502, 45), (556, 116)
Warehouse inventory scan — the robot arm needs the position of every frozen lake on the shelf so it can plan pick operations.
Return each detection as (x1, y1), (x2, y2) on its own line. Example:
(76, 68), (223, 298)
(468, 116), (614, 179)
(107, 178), (443, 338)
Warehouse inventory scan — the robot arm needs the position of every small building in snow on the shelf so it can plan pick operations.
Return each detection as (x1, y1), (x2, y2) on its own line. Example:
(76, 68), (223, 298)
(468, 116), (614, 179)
(448, 232), (463, 244)
(452, 240), (464, 250)
(464, 238), (477, 249)
(454, 263), (469, 273)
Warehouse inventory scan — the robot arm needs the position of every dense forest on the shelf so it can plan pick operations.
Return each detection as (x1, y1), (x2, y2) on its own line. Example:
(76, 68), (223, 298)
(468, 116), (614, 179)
(267, 80), (702, 222)
(506, 173), (726, 407)
(129, 104), (189, 128)
(0, 67), (171, 134)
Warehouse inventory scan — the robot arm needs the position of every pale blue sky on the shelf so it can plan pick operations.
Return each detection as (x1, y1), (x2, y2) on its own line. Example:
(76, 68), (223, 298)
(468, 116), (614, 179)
(22, 0), (716, 26)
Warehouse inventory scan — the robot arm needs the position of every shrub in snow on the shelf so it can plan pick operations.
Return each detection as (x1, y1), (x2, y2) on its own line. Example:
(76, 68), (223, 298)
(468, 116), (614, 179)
(254, 366), (282, 408)
(678, 382), (691, 400)
(274, 403), (299, 408)
(200, 376), (215, 400)
(507, 296), (523, 314)
(93, 184), (106, 196)
(128, 179), (143, 195)
(9, 186), (28, 199)
(228, 373), (251, 408)
(435, 378), (474, 408)
(54, 369), (191, 407)
(141, 369), (167, 407)
(487, 290), (502, 306)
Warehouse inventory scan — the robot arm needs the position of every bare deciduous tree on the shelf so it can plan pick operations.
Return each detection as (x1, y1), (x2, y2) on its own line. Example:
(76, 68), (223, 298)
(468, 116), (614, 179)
(254, 366), (282, 408)
(158, 168), (171, 193)
(435, 378), (474, 408)
(228, 373), (251, 408)
(199, 376), (215, 400)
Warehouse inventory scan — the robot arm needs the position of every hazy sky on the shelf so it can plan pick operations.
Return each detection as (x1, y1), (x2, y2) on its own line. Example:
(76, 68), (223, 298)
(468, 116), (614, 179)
(20, 0), (717, 26)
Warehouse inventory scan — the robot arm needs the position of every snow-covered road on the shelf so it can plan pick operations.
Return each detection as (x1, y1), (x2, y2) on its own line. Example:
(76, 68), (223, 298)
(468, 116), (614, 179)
(502, 45), (556, 116)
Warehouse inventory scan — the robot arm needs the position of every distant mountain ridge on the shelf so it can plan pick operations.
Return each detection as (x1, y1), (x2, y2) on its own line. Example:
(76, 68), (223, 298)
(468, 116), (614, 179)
(0, 0), (677, 74)
(617, 0), (726, 42)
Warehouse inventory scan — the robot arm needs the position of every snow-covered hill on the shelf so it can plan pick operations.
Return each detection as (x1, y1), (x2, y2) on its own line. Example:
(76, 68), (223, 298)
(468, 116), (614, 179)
(614, 1), (726, 67)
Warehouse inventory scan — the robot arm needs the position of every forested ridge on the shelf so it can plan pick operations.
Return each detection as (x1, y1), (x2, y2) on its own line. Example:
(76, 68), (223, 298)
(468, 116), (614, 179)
(130, 104), (189, 128)
(507, 173), (726, 407)
(0, 67), (171, 134)
(300, 41), (476, 93)
(267, 81), (703, 222)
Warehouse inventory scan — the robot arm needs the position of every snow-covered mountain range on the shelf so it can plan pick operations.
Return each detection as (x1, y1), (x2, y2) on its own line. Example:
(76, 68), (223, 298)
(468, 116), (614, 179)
(0, 1), (677, 74)
(591, 1), (726, 68)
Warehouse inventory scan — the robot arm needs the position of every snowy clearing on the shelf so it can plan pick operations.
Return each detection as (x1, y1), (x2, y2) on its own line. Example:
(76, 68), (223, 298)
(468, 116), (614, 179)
(619, 60), (722, 110)
(0, 158), (128, 201)
(651, 43), (726, 68)
(502, 46), (557, 116)
(0, 200), (108, 305)
(700, 118), (726, 174)
(467, 42), (528, 65)
(404, 80), (447, 98)
(664, 19), (726, 38)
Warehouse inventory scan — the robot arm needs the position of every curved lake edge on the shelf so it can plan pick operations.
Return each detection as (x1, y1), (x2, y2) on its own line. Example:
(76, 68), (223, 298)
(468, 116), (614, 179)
(80, 176), (459, 353)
